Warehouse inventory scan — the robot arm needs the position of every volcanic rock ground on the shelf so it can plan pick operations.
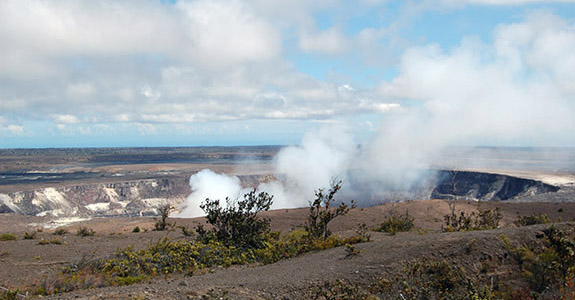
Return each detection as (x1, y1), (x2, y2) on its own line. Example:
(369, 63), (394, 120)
(1, 200), (575, 299)
(1, 146), (574, 299)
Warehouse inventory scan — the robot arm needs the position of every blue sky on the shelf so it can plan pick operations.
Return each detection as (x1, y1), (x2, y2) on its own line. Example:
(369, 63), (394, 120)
(0, 0), (574, 148)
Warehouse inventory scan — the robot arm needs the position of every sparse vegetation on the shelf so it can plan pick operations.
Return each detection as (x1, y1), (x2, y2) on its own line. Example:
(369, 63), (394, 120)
(344, 244), (361, 258)
(38, 238), (62, 245)
(178, 225), (194, 237)
(23, 232), (36, 240)
(305, 180), (355, 240)
(198, 189), (273, 249)
(514, 213), (551, 226)
(309, 279), (371, 299)
(376, 209), (414, 235)
(502, 226), (575, 298)
(355, 223), (371, 242)
(76, 227), (95, 237)
(0, 288), (21, 300)
(309, 258), (496, 299)
(443, 205), (502, 232)
(154, 204), (174, 231)
(30, 183), (367, 295)
(53, 228), (68, 235)
(0, 234), (16, 241)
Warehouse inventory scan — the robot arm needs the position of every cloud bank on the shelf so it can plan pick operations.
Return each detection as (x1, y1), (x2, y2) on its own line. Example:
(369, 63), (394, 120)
(0, 1), (573, 149)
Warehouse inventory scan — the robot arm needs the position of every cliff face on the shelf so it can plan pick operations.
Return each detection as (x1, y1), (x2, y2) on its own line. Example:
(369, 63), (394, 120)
(0, 178), (190, 217)
(431, 170), (560, 201)
(0, 171), (561, 217)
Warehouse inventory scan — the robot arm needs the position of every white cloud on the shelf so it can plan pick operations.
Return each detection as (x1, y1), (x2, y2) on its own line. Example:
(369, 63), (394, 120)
(177, 0), (282, 68)
(53, 114), (81, 124)
(378, 12), (575, 146)
(7, 125), (24, 135)
(299, 27), (350, 54)
(136, 123), (157, 136)
(66, 83), (95, 98)
(0, 0), (281, 79)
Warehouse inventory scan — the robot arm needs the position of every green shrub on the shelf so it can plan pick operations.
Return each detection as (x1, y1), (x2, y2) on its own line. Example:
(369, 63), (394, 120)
(154, 204), (174, 231)
(309, 259), (495, 300)
(443, 206), (502, 232)
(42, 226), (366, 295)
(198, 189), (273, 249)
(77, 227), (95, 237)
(28, 185), (368, 295)
(344, 244), (361, 258)
(380, 258), (494, 299)
(53, 228), (68, 235)
(132, 226), (140, 233)
(355, 223), (371, 242)
(178, 225), (193, 237)
(514, 214), (551, 227)
(309, 279), (371, 300)
(475, 207), (503, 230)
(377, 210), (414, 235)
(23, 231), (36, 240)
(305, 180), (355, 240)
(37, 238), (62, 245)
(0, 289), (20, 300)
(0, 233), (16, 241)
(503, 226), (575, 297)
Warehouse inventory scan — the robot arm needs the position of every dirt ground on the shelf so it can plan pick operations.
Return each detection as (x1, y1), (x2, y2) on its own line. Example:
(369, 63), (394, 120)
(1, 199), (575, 299)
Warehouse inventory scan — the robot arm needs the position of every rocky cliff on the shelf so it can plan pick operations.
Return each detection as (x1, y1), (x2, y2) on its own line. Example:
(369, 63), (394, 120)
(431, 170), (560, 201)
(0, 171), (562, 217)
(0, 178), (191, 217)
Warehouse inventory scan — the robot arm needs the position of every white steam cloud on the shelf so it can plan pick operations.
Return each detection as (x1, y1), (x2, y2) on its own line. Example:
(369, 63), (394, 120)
(177, 169), (246, 218)
(176, 11), (575, 217)
(176, 127), (358, 217)
(176, 123), (442, 218)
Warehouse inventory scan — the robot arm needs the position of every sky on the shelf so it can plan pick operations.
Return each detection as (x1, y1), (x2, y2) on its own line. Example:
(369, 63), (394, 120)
(0, 0), (574, 148)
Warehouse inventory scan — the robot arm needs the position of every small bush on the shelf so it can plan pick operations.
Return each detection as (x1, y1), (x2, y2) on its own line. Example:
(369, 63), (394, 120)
(305, 180), (355, 240)
(53, 228), (68, 235)
(154, 204), (174, 231)
(178, 225), (193, 237)
(355, 223), (371, 242)
(0, 289), (21, 300)
(132, 226), (140, 233)
(198, 189), (273, 249)
(443, 206), (502, 232)
(382, 258), (494, 299)
(377, 210), (414, 235)
(514, 214), (551, 227)
(38, 238), (62, 245)
(475, 207), (503, 230)
(25, 185), (370, 295)
(309, 279), (371, 299)
(77, 227), (95, 237)
(23, 231), (36, 240)
(344, 244), (361, 258)
(310, 259), (496, 300)
(0, 233), (17, 241)
(503, 226), (575, 297)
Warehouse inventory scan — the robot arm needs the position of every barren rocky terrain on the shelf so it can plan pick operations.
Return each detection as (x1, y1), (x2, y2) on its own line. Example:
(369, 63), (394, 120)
(1, 146), (574, 299)
(1, 199), (575, 299)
